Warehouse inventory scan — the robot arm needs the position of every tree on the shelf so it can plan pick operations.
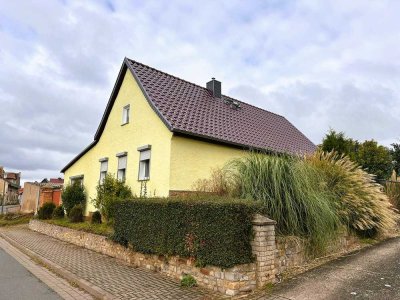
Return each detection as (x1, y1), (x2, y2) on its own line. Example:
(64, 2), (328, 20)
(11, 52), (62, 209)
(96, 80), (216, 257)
(62, 182), (86, 215)
(92, 173), (133, 220)
(354, 140), (392, 180)
(321, 129), (358, 160)
(390, 142), (400, 175)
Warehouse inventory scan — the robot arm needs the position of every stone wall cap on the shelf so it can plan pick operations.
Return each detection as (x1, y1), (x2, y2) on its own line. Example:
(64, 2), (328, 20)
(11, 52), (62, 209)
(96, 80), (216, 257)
(252, 214), (276, 225)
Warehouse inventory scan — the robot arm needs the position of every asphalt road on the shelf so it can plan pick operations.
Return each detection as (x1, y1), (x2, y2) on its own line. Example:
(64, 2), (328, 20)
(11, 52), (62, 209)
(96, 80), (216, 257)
(267, 237), (400, 300)
(0, 247), (60, 300)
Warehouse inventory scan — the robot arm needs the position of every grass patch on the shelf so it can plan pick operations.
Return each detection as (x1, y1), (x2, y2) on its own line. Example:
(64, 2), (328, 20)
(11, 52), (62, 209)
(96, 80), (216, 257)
(44, 218), (113, 236)
(0, 213), (32, 227)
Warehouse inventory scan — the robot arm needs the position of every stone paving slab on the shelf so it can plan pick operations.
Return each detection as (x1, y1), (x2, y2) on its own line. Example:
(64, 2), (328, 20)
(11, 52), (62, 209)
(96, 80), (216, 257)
(0, 226), (214, 300)
(0, 234), (94, 300)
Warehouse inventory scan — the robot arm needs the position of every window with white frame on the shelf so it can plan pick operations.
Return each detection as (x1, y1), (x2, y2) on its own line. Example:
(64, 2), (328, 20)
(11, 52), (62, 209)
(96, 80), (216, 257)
(117, 154), (127, 181)
(122, 105), (130, 125)
(99, 158), (108, 183)
(138, 148), (151, 181)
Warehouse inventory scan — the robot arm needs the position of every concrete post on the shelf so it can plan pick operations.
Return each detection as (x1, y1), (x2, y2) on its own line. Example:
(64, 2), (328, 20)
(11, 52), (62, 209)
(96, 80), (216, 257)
(251, 214), (277, 287)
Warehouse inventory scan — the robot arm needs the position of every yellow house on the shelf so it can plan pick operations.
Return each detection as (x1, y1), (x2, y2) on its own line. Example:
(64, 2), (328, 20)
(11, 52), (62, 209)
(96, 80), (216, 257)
(62, 58), (315, 214)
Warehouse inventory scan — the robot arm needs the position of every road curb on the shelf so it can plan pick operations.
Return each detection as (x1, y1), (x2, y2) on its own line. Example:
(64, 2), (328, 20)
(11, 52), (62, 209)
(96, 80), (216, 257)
(0, 231), (117, 300)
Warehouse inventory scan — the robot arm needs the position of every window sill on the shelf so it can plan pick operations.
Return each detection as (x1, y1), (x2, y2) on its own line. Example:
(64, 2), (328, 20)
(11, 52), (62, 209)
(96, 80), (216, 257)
(138, 178), (150, 182)
(121, 122), (129, 126)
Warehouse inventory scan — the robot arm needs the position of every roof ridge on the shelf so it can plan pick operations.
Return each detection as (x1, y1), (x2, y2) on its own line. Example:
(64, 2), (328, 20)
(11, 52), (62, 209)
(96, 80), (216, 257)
(126, 57), (285, 119)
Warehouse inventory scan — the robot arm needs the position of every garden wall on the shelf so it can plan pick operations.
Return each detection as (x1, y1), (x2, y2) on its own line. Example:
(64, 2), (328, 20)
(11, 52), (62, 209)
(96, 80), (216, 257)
(29, 217), (276, 296)
(29, 217), (359, 296)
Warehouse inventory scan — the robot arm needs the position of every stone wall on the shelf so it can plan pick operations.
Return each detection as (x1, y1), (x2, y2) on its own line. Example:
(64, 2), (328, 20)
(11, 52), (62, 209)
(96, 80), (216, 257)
(275, 230), (358, 275)
(29, 219), (258, 296)
(29, 217), (359, 296)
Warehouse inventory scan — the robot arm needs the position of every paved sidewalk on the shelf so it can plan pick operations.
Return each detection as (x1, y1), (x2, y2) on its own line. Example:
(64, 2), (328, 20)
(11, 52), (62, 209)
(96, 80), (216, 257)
(0, 226), (213, 300)
(0, 235), (93, 300)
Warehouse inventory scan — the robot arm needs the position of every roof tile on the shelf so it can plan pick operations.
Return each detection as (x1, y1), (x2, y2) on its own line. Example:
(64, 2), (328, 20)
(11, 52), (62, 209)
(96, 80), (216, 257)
(127, 59), (316, 154)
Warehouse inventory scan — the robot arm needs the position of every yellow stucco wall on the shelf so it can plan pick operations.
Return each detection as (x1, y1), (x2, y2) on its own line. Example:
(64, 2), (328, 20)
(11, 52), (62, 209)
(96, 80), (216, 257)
(64, 70), (173, 213)
(169, 136), (245, 191)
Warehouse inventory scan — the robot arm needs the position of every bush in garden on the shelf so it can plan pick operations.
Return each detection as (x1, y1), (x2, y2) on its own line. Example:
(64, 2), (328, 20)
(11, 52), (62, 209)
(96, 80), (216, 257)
(52, 205), (65, 219)
(62, 182), (86, 215)
(38, 202), (56, 220)
(68, 204), (84, 223)
(91, 211), (102, 224)
(92, 174), (133, 220)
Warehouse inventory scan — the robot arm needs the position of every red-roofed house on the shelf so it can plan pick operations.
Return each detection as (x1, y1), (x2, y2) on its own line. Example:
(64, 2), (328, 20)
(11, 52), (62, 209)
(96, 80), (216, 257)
(62, 58), (316, 214)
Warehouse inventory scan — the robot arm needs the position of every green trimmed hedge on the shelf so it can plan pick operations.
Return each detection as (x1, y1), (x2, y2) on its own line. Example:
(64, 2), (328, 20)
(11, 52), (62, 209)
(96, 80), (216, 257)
(112, 197), (262, 268)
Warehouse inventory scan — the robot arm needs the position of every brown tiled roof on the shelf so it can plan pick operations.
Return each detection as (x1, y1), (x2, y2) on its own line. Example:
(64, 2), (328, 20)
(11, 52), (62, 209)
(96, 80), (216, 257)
(126, 59), (316, 154)
(62, 58), (316, 172)
(50, 178), (64, 184)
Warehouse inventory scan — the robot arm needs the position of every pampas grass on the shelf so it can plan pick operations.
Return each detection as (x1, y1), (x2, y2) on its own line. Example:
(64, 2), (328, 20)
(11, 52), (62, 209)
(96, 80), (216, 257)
(307, 151), (398, 236)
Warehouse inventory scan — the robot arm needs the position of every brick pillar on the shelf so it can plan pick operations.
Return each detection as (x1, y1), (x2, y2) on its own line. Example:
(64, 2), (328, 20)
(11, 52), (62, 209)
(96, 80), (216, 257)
(251, 214), (277, 287)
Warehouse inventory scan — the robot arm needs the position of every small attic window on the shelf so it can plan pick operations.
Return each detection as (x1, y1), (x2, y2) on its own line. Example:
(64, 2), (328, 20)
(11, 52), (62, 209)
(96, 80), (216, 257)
(122, 105), (130, 125)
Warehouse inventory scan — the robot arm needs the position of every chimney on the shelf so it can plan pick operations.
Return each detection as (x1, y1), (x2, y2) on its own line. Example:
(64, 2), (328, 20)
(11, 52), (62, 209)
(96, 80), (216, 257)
(206, 77), (221, 98)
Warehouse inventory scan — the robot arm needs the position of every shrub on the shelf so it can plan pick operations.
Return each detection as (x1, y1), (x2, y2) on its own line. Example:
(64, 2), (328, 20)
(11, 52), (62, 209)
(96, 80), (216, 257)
(227, 153), (340, 254)
(192, 168), (234, 196)
(113, 197), (261, 268)
(91, 211), (102, 224)
(38, 202), (56, 220)
(92, 174), (133, 220)
(181, 275), (197, 287)
(69, 204), (84, 223)
(52, 205), (65, 219)
(307, 151), (398, 235)
(62, 182), (86, 215)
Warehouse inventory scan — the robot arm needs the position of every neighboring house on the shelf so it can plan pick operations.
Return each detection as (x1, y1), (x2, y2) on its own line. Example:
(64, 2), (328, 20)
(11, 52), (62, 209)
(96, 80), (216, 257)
(20, 178), (64, 214)
(62, 58), (316, 214)
(0, 166), (21, 205)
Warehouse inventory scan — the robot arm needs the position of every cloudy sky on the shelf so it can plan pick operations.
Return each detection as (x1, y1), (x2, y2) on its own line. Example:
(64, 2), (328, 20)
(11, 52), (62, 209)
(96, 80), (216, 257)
(1, 0), (400, 182)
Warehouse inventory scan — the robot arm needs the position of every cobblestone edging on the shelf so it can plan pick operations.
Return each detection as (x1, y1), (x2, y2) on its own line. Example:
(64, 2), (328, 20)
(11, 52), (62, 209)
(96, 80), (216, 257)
(30, 218), (277, 296)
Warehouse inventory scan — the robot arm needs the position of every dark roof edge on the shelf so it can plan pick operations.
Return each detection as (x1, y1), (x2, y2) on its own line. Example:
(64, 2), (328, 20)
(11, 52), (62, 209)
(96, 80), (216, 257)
(124, 58), (173, 131)
(172, 129), (274, 153)
(61, 58), (175, 173)
(172, 129), (314, 155)
(61, 141), (98, 173)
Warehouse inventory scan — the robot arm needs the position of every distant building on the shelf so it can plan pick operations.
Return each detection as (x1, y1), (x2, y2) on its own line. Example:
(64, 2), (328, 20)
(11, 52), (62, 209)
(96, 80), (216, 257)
(20, 178), (64, 214)
(0, 166), (21, 205)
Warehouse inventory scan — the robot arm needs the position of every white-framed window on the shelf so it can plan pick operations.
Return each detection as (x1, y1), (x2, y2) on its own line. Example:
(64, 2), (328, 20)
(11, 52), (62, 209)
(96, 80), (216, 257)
(99, 159), (108, 183)
(138, 149), (151, 181)
(117, 154), (127, 181)
(122, 105), (130, 125)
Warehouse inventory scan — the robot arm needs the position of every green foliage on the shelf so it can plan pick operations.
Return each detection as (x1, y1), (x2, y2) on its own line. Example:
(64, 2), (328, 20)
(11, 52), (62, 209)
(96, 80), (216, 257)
(0, 214), (32, 227)
(390, 142), (400, 175)
(356, 140), (392, 180)
(52, 205), (65, 219)
(180, 275), (197, 287)
(112, 197), (260, 268)
(321, 129), (393, 180)
(92, 174), (133, 220)
(38, 202), (56, 220)
(228, 153), (340, 254)
(68, 204), (84, 223)
(62, 182), (86, 215)
(91, 211), (102, 224)
(45, 218), (112, 236)
(321, 129), (358, 160)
